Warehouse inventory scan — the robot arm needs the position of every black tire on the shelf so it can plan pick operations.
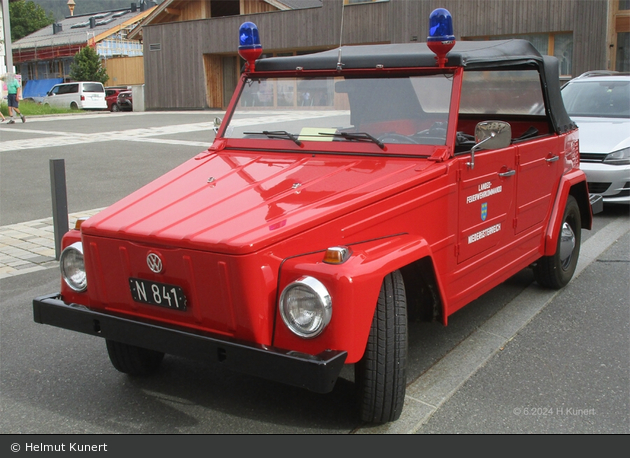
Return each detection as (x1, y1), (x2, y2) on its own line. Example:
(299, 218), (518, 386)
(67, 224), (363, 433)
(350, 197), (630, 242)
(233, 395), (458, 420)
(70, 102), (78, 110)
(355, 270), (408, 424)
(105, 340), (164, 376)
(534, 195), (581, 289)
(112, 104), (120, 112)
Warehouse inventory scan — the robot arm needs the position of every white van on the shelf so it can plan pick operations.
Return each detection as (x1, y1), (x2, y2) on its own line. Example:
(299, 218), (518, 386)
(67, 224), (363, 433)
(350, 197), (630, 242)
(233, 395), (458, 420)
(42, 82), (107, 110)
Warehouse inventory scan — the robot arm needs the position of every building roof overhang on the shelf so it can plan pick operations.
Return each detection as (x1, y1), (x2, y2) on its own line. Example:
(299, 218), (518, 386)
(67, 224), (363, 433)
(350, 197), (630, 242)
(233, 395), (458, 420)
(12, 5), (157, 52)
(126, 0), (322, 40)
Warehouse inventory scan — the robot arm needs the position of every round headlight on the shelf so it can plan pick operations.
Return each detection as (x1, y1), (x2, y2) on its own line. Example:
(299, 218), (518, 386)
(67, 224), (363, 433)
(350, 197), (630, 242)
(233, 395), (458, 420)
(60, 242), (87, 292)
(279, 276), (332, 338)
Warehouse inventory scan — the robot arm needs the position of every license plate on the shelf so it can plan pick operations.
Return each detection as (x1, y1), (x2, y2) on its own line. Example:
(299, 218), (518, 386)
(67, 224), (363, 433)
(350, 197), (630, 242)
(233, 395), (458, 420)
(129, 278), (187, 311)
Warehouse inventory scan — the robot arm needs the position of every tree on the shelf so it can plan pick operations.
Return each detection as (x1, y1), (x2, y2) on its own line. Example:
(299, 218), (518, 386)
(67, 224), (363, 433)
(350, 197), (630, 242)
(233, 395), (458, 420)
(9, 0), (55, 42)
(69, 46), (109, 84)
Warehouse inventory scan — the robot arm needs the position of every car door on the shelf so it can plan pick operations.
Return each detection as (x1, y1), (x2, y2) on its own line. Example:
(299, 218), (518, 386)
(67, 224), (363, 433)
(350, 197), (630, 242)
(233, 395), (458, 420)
(514, 136), (563, 234)
(45, 85), (62, 107)
(456, 144), (517, 263)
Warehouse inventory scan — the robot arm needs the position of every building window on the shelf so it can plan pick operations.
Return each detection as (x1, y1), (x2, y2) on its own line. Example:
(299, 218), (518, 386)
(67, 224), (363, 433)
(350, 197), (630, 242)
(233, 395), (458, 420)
(617, 32), (630, 71)
(465, 33), (573, 77)
(552, 33), (573, 76)
(617, 1), (630, 70)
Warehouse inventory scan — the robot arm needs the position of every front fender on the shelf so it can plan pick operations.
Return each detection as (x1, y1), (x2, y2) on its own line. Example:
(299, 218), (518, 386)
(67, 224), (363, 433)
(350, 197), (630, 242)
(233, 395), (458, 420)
(273, 233), (435, 363)
(544, 169), (592, 256)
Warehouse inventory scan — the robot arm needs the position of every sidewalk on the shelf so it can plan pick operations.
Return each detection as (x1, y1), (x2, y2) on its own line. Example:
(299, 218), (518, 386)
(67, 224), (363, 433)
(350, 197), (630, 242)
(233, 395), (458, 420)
(0, 208), (104, 279)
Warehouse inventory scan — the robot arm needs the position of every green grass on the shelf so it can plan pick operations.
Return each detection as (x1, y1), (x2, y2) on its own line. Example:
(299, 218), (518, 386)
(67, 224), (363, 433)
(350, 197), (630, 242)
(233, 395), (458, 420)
(1, 100), (77, 117)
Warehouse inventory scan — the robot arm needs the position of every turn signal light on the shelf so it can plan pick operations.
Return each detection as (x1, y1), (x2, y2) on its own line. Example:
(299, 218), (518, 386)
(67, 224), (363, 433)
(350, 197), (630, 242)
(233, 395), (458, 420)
(74, 217), (88, 230)
(323, 246), (351, 264)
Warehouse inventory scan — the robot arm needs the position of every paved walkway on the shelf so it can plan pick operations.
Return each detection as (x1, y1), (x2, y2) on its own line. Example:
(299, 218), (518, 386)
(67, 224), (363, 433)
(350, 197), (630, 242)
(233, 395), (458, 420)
(0, 208), (104, 279)
(1, 111), (221, 280)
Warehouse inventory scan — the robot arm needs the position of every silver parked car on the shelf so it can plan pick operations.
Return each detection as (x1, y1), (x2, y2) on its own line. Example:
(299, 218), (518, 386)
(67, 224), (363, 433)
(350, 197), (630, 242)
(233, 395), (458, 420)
(561, 71), (630, 204)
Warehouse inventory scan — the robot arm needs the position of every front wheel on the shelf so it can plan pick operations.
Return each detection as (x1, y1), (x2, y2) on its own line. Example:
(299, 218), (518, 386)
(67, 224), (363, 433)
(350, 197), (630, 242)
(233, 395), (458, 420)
(112, 104), (120, 112)
(105, 340), (164, 376)
(355, 270), (408, 424)
(534, 195), (581, 289)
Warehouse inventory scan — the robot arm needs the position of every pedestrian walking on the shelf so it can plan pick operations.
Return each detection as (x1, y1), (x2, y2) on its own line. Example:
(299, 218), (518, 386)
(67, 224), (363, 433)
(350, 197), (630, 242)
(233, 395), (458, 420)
(4, 74), (26, 124)
(1, 77), (5, 122)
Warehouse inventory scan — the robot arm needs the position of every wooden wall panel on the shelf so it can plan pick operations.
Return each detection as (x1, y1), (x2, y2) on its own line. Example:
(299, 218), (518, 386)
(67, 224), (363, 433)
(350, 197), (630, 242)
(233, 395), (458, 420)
(142, 0), (614, 110)
(204, 54), (223, 108)
(241, 0), (278, 15)
(104, 56), (144, 86)
(572, 0), (609, 73)
(181, 0), (203, 21)
(616, 14), (630, 32)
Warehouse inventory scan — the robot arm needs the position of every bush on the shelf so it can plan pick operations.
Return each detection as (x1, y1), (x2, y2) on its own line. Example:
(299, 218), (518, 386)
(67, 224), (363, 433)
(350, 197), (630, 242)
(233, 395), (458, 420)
(70, 46), (109, 84)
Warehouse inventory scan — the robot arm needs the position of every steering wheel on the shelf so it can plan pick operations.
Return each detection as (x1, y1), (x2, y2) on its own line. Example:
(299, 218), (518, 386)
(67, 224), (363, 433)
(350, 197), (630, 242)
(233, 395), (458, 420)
(412, 122), (448, 145)
(377, 133), (418, 144)
(456, 131), (475, 144)
(416, 122), (447, 137)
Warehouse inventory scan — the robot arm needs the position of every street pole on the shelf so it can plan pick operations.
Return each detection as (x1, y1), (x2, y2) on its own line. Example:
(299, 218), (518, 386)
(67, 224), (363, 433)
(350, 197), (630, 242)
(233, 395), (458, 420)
(49, 159), (69, 260)
(1, 0), (13, 74)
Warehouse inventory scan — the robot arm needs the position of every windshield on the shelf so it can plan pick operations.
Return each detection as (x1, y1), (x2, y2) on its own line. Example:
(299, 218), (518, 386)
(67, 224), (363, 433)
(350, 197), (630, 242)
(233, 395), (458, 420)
(223, 73), (454, 149)
(561, 79), (630, 118)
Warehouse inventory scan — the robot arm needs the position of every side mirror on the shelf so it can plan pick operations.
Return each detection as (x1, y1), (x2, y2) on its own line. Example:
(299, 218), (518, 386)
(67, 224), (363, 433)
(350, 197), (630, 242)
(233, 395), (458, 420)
(213, 117), (222, 134)
(467, 121), (512, 169)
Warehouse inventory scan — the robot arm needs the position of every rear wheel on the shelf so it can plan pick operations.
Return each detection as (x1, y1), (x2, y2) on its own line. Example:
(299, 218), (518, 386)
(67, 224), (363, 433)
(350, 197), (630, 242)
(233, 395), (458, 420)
(355, 270), (408, 424)
(534, 195), (581, 289)
(70, 102), (78, 110)
(105, 340), (164, 376)
(112, 103), (120, 112)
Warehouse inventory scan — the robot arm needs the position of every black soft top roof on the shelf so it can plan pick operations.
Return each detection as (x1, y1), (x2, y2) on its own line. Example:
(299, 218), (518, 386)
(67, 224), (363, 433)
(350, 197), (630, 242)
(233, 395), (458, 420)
(256, 40), (543, 72)
(254, 39), (575, 134)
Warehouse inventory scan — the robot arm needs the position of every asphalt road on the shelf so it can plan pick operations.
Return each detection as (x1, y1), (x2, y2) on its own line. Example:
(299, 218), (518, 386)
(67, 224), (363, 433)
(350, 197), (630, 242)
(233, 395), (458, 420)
(0, 112), (628, 435)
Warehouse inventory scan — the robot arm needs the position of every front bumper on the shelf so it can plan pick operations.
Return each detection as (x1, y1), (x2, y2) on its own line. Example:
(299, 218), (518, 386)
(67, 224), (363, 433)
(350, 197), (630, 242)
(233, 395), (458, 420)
(589, 193), (604, 214)
(33, 293), (347, 393)
(582, 162), (630, 204)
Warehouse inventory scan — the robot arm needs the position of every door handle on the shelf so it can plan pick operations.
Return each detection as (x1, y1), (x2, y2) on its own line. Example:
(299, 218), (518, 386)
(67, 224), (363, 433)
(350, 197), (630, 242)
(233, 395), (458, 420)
(498, 169), (516, 177)
(546, 155), (560, 163)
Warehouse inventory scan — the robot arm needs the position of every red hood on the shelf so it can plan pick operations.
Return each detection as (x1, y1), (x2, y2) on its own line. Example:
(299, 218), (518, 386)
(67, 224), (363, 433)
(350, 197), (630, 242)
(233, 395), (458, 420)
(81, 150), (444, 254)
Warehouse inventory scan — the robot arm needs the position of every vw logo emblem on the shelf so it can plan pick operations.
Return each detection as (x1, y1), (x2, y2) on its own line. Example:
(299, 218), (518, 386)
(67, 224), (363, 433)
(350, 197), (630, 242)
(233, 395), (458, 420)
(147, 253), (163, 273)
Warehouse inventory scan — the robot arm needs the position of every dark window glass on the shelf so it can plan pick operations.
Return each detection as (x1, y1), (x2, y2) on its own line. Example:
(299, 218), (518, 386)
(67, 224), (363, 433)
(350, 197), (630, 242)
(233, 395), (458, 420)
(83, 83), (104, 93)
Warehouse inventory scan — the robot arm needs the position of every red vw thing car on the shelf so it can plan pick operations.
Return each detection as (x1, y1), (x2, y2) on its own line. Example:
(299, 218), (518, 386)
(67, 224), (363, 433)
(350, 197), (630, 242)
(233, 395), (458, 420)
(33, 11), (600, 424)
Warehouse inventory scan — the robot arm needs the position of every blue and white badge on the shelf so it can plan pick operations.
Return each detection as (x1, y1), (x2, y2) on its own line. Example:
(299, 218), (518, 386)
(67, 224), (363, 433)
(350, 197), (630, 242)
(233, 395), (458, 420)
(481, 202), (488, 221)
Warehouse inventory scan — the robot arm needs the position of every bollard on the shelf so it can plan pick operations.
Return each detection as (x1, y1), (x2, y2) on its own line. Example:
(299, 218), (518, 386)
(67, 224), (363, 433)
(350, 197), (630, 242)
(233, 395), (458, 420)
(49, 159), (69, 260)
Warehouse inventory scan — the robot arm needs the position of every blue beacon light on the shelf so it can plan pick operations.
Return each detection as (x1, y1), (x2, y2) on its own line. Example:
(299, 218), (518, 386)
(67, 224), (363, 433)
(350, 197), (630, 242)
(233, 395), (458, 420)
(427, 8), (456, 68)
(238, 22), (263, 71)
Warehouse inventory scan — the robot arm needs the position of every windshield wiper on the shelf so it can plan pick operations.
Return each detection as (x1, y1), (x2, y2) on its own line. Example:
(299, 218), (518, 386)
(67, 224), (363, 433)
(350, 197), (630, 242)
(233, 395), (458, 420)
(319, 132), (385, 150)
(243, 130), (302, 146)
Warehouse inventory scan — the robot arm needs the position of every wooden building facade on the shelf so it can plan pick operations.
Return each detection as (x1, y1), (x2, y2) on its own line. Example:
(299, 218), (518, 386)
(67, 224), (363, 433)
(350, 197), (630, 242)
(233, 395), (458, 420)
(138, 0), (629, 110)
